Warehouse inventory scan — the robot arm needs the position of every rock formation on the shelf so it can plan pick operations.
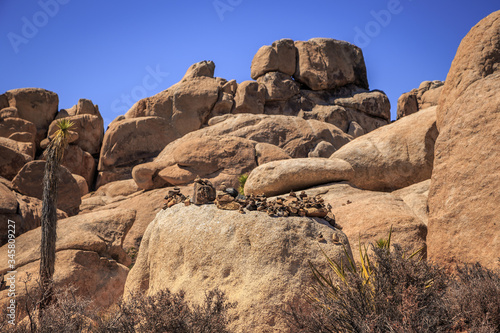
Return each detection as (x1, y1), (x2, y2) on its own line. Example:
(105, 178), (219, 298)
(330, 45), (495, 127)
(124, 204), (352, 332)
(98, 38), (390, 188)
(0, 208), (133, 320)
(428, 11), (500, 270)
(397, 80), (444, 119)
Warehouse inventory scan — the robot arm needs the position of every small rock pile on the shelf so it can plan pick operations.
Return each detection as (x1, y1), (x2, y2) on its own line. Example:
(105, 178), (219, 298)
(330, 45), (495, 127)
(163, 177), (339, 229)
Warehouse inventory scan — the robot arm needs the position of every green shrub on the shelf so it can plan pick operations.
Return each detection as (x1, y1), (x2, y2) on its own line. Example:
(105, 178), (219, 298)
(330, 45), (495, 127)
(237, 173), (248, 195)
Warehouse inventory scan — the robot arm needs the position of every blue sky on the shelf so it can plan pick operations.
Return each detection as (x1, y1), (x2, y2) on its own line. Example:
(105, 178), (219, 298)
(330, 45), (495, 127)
(1, 1), (498, 127)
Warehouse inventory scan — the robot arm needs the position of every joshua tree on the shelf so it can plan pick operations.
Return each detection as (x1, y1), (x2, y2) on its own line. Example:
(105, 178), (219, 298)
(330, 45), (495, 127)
(39, 119), (74, 313)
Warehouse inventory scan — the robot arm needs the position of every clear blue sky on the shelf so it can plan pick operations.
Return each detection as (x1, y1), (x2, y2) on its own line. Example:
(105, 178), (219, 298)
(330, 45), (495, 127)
(1, 1), (498, 127)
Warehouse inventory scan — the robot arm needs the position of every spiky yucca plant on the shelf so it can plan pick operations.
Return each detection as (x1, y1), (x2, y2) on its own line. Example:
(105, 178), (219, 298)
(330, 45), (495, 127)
(39, 119), (74, 314)
(238, 173), (248, 195)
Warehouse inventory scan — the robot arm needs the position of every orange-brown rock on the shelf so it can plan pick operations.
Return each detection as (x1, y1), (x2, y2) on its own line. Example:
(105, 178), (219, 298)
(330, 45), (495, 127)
(428, 11), (500, 270)
(306, 181), (428, 260)
(0, 140), (32, 180)
(331, 106), (438, 191)
(48, 114), (104, 155)
(233, 80), (266, 114)
(244, 158), (354, 197)
(3, 88), (58, 145)
(0, 208), (134, 320)
(206, 113), (352, 157)
(294, 38), (368, 90)
(397, 80), (444, 119)
(0, 117), (36, 157)
(11, 160), (81, 216)
(250, 38), (296, 79)
(132, 114), (351, 190)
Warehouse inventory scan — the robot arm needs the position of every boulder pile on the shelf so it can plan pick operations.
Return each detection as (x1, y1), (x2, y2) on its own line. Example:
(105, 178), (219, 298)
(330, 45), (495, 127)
(1, 12), (499, 330)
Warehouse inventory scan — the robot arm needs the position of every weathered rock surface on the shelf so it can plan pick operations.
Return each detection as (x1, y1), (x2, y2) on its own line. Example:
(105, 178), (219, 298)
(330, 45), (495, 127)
(59, 145), (96, 188)
(0, 136), (34, 158)
(0, 117), (36, 157)
(428, 11), (500, 270)
(124, 62), (219, 128)
(158, 135), (257, 187)
(124, 204), (352, 333)
(97, 116), (179, 187)
(2, 88), (58, 145)
(132, 114), (351, 190)
(48, 113), (104, 155)
(57, 98), (102, 119)
(250, 38), (296, 79)
(11, 160), (81, 215)
(392, 179), (430, 226)
(331, 106), (438, 191)
(244, 158), (354, 196)
(397, 80), (444, 119)
(257, 71), (300, 102)
(0, 208), (133, 318)
(294, 38), (368, 90)
(0, 140), (32, 180)
(233, 80), (266, 114)
(206, 113), (352, 157)
(305, 182), (428, 259)
(81, 186), (185, 251)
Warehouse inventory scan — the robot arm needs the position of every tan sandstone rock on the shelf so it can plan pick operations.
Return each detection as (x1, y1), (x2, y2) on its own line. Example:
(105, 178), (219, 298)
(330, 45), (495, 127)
(206, 113), (352, 157)
(244, 158), (354, 196)
(233, 80), (266, 114)
(397, 80), (444, 119)
(250, 38), (296, 79)
(3, 88), (58, 145)
(132, 114), (351, 190)
(0, 140), (32, 180)
(124, 204), (352, 333)
(305, 182), (428, 259)
(11, 160), (81, 216)
(294, 38), (368, 90)
(331, 106), (438, 191)
(48, 114), (104, 155)
(256, 71), (300, 102)
(0, 117), (37, 157)
(428, 11), (500, 270)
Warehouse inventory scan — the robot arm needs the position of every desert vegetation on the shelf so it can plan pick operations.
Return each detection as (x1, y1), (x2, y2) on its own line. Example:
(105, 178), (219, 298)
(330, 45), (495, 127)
(0, 282), (235, 333)
(285, 237), (500, 333)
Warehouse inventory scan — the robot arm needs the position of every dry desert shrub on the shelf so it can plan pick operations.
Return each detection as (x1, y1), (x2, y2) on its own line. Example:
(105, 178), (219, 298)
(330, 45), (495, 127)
(285, 234), (500, 333)
(0, 284), (235, 333)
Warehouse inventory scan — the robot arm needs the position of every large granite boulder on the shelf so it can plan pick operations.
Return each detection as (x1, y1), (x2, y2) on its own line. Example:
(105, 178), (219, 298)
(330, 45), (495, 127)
(304, 181), (429, 260)
(0, 117), (37, 158)
(2, 88), (58, 145)
(294, 38), (368, 90)
(0, 208), (134, 320)
(397, 80), (444, 119)
(11, 160), (81, 216)
(250, 38), (296, 79)
(0, 140), (32, 180)
(331, 106), (438, 191)
(428, 11), (500, 270)
(48, 113), (103, 155)
(244, 158), (354, 196)
(97, 116), (179, 187)
(132, 114), (352, 190)
(124, 204), (352, 332)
